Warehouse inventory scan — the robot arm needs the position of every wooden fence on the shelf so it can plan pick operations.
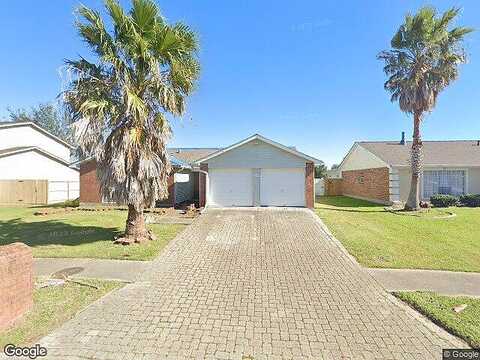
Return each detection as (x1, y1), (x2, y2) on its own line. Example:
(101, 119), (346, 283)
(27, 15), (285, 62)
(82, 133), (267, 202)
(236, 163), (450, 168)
(0, 180), (48, 205)
(324, 178), (343, 196)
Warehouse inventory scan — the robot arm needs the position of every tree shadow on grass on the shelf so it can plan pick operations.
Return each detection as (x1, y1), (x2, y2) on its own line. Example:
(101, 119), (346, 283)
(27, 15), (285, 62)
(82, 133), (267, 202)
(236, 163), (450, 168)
(0, 217), (121, 248)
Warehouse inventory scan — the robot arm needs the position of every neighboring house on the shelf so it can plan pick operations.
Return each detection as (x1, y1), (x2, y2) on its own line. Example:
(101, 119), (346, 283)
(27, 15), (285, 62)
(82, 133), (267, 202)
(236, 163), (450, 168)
(81, 134), (320, 208)
(79, 148), (219, 207)
(0, 121), (79, 204)
(335, 132), (480, 204)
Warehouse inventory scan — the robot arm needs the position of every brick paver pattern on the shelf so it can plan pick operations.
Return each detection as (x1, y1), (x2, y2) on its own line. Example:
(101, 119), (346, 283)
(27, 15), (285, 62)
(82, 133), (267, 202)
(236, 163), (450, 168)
(34, 209), (464, 359)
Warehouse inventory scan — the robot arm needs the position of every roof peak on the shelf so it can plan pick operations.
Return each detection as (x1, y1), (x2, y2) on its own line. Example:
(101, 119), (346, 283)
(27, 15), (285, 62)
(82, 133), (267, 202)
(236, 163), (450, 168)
(0, 120), (74, 149)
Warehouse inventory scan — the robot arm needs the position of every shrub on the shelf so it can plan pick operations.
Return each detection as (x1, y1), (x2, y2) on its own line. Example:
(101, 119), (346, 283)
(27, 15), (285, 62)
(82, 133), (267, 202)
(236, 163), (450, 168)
(459, 194), (480, 207)
(430, 194), (458, 208)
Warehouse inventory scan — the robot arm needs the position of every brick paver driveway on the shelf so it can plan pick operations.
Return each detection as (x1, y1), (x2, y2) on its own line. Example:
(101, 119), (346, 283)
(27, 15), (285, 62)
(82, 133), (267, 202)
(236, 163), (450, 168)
(36, 209), (463, 359)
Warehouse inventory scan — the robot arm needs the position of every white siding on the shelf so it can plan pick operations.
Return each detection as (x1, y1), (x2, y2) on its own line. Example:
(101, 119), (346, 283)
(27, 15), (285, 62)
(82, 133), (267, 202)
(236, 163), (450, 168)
(207, 140), (305, 169)
(340, 144), (388, 171)
(397, 167), (411, 202)
(0, 126), (70, 161)
(468, 168), (480, 194)
(389, 168), (400, 202)
(0, 151), (79, 204)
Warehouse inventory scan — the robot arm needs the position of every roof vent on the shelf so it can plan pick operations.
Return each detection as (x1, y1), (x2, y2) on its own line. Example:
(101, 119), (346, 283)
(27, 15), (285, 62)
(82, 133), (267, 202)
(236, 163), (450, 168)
(400, 131), (406, 145)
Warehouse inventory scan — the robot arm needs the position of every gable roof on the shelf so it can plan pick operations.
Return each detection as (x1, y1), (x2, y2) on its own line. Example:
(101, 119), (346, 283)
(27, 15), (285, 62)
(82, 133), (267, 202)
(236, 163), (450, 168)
(194, 134), (321, 164)
(168, 148), (220, 165)
(0, 121), (74, 149)
(358, 140), (480, 167)
(0, 146), (78, 169)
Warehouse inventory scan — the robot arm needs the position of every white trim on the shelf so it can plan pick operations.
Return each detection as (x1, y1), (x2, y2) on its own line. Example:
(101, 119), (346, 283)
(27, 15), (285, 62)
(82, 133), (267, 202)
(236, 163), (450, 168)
(0, 121), (74, 149)
(389, 168), (400, 202)
(0, 146), (78, 169)
(194, 134), (321, 164)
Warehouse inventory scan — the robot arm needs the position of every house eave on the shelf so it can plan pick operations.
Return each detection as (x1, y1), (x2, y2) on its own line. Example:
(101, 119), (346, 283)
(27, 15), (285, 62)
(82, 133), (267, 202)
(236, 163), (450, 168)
(194, 134), (322, 164)
(0, 121), (75, 149)
(0, 146), (79, 170)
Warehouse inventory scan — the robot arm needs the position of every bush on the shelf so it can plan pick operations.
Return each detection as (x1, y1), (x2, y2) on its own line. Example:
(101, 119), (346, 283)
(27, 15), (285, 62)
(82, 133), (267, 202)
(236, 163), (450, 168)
(48, 198), (80, 208)
(459, 194), (480, 207)
(430, 194), (458, 208)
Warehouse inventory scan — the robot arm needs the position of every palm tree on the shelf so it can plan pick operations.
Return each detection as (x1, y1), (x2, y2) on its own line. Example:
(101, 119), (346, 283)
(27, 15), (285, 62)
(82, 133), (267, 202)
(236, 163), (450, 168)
(64, 0), (200, 243)
(378, 7), (472, 210)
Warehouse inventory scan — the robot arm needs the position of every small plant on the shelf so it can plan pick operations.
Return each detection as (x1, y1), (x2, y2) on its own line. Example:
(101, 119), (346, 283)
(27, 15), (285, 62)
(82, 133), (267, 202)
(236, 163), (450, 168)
(459, 194), (480, 207)
(63, 198), (80, 207)
(430, 194), (458, 208)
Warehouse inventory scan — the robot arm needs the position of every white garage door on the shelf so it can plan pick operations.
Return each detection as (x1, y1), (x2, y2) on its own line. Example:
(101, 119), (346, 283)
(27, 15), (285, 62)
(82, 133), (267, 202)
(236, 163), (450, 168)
(209, 168), (253, 207)
(260, 168), (305, 207)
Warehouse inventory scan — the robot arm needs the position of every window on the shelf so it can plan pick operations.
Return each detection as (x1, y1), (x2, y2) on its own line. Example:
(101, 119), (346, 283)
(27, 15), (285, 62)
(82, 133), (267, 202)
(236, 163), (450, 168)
(423, 170), (466, 199)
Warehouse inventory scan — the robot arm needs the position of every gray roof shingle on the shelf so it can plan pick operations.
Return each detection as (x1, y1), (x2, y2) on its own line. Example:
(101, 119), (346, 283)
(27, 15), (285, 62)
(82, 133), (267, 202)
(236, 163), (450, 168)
(359, 141), (480, 167)
(168, 148), (221, 165)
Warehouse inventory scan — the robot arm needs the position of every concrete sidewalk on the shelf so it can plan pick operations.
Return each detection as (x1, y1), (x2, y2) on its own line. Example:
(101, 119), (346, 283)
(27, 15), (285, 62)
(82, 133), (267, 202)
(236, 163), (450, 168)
(34, 258), (151, 282)
(368, 268), (480, 297)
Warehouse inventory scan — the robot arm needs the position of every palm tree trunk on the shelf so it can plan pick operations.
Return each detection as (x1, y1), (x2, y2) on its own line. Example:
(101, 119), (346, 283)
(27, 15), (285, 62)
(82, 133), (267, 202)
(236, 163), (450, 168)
(115, 204), (156, 244)
(405, 111), (423, 210)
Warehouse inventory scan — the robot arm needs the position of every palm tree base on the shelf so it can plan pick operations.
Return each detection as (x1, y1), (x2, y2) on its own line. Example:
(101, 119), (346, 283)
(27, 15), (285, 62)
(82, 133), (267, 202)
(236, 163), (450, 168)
(404, 204), (419, 211)
(114, 229), (157, 245)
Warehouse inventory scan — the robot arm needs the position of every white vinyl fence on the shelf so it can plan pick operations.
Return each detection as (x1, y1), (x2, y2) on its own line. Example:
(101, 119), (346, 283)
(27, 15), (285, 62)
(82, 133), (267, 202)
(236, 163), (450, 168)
(315, 178), (325, 196)
(48, 181), (80, 204)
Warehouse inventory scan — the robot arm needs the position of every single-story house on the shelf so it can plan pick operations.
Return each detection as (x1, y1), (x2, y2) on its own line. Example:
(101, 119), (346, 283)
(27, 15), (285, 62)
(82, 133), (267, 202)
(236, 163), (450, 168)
(80, 134), (320, 208)
(79, 149), (218, 207)
(334, 132), (480, 204)
(0, 121), (79, 204)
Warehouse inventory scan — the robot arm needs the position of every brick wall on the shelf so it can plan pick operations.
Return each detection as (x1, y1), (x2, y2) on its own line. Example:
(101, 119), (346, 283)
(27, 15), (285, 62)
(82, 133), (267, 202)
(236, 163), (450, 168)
(0, 243), (33, 331)
(199, 163), (208, 208)
(305, 162), (314, 208)
(325, 179), (343, 196)
(79, 160), (102, 204)
(342, 167), (390, 203)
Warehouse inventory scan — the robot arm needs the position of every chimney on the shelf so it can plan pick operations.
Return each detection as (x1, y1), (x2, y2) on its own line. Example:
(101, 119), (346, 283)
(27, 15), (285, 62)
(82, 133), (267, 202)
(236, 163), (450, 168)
(400, 131), (406, 145)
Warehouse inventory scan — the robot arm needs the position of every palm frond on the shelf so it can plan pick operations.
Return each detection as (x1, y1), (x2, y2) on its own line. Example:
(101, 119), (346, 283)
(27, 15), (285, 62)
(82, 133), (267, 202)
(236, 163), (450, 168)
(378, 6), (472, 115)
(64, 0), (200, 209)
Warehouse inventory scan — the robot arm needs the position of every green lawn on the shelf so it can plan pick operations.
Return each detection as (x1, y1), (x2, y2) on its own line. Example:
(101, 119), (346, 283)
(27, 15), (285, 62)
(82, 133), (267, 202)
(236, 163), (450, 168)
(315, 196), (480, 272)
(0, 207), (185, 260)
(395, 292), (480, 348)
(0, 278), (123, 347)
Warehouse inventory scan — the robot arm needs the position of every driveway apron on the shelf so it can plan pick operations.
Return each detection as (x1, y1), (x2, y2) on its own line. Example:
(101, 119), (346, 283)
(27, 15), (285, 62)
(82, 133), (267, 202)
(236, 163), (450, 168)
(27, 208), (464, 359)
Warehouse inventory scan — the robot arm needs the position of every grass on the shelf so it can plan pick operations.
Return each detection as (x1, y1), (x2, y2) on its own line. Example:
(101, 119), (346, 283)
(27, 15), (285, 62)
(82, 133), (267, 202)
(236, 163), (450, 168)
(395, 292), (480, 348)
(0, 207), (186, 260)
(315, 196), (480, 272)
(0, 278), (123, 347)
